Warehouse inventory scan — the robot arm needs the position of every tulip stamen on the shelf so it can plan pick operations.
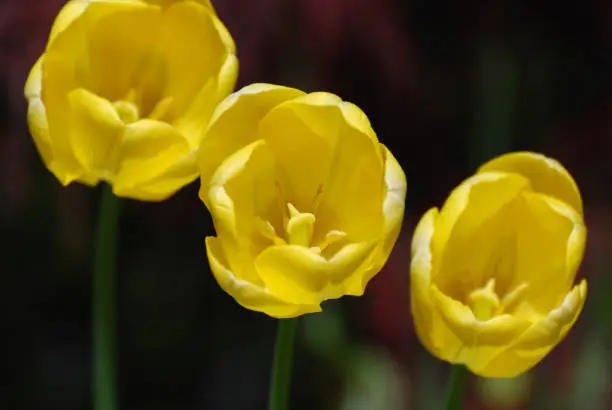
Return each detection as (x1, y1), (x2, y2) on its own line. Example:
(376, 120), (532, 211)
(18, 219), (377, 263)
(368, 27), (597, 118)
(500, 282), (529, 313)
(148, 97), (174, 122)
(256, 218), (286, 246)
(468, 278), (501, 321)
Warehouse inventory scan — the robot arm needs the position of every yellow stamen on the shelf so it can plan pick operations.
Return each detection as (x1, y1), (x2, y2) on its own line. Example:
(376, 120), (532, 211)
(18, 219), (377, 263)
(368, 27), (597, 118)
(501, 282), (529, 312)
(148, 96), (173, 122)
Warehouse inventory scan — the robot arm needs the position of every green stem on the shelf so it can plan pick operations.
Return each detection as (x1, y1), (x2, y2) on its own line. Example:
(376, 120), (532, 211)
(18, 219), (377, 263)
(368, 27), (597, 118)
(93, 185), (121, 410)
(268, 318), (299, 410)
(444, 365), (469, 410)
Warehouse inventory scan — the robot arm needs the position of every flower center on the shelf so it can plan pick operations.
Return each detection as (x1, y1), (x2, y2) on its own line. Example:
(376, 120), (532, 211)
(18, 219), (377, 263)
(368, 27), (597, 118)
(257, 202), (347, 254)
(112, 88), (174, 124)
(468, 278), (529, 321)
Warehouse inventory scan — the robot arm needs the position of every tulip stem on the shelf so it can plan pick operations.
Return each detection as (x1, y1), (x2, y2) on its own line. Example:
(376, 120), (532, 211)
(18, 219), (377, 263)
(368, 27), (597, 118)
(93, 185), (121, 410)
(444, 365), (469, 410)
(268, 318), (299, 410)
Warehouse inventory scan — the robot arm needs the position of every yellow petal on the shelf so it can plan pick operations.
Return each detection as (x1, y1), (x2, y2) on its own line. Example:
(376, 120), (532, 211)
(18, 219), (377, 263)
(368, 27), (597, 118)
(514, 280), (587, 350)
(27, 97), (53, 168)
(173, 52), (238, 147)
(338, 101), (380, 146)
(206, 140), (278, 239)
(312, 106), (386, 243)
(478, 151), (583, 215)
(47, 1), (90, 46)
(255, 242), (374, 305)
(204, 140), (288, 289)
(510, 192), (583, 313)
(198, 84), (305, 194)
(24, 57), (43, 100)
(410, 209), (438, 346)
(160, 1), (232, 117)
(145, 0), (215, 11)
(39, 15), (90, 181)
(206, 237), (320, 318)
(431, 285), (532, 347)
(257, 92), (344, 212)
(255, 246), (326, 305)
(25, 58), (54, 168)
(381, 146), (407, 256)
(120, 149), (198, 201)
(337, 149), (406, 296)
(112, 119), (192, 199)
(85, 3), (161, 100)
(329, 147), (405, 299)
(410, 208), (468, 362)
(67, 88), (123, 177)
(476, 281), (587, 378)
(432, 172), (531, 295)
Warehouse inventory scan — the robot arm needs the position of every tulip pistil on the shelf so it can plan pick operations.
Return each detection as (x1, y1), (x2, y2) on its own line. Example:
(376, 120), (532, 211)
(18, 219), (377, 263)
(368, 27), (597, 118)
(468, 278), (500, 321)
(114, 100), (139, 124)
(286, 203), (315, 247)
(113, 88), (140, 124)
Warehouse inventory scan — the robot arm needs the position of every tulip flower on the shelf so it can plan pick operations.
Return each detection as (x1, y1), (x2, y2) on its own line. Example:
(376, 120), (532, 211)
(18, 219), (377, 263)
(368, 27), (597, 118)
(25, 0), (237, 200)
(198, 84), (407, 318)
(411, 152), (587, 378)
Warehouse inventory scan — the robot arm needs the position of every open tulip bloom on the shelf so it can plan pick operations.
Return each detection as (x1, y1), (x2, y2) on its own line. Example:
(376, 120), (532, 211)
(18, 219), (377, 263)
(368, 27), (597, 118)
(198, 83), (407, 318)
(411, 152), (587, 379)
(25, 0), (237, 201)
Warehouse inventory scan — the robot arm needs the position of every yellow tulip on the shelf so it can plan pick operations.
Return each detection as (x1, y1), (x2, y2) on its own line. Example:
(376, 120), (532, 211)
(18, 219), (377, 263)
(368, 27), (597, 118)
(198, 84), (407, 318)
(411, 152), (587, 378)
(25, 0), (237, 200)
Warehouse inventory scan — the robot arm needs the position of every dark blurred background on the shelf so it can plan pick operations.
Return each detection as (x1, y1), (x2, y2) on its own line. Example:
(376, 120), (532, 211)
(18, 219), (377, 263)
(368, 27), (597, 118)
(2, 1), (612, 409)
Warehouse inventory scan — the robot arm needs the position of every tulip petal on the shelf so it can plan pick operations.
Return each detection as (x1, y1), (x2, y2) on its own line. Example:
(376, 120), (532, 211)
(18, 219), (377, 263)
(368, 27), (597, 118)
(113, 119), (193, 200)
(198, 84), (305, 196)
(40, 16), (90, 182)
(206, 140), (278, 240)
(255, 242), (374, 305)
(206, 237), (321, 318)
(338, 101), (380, 146)
(341, 242), (387, 297)
(122, 149), (199, 201)
(381, 146), (407, 256)
(475, 280), (587, 378)
(340, 148), (406, 297)
(478, 151), (583, 215)
(313, 108), (386, 243)
(27, 97), (53, 168)
(85, 3), (161, 100)
(68, 88), (123, 177)
(257, 93), (345, 212)
(47, 1), (90, 46)
(514, 280), (587, 350)
(433, 172), (531, 296)
(512, 192), (584, 313)
(431, 286), (532, 346)
(411, 209), (443, 353)
(25, 58), (53, 167)
(160, 2), (232, 117)
(173, 52), (238, 146)
(148, 0), (214, 10)
(24, 57), (43, 100)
